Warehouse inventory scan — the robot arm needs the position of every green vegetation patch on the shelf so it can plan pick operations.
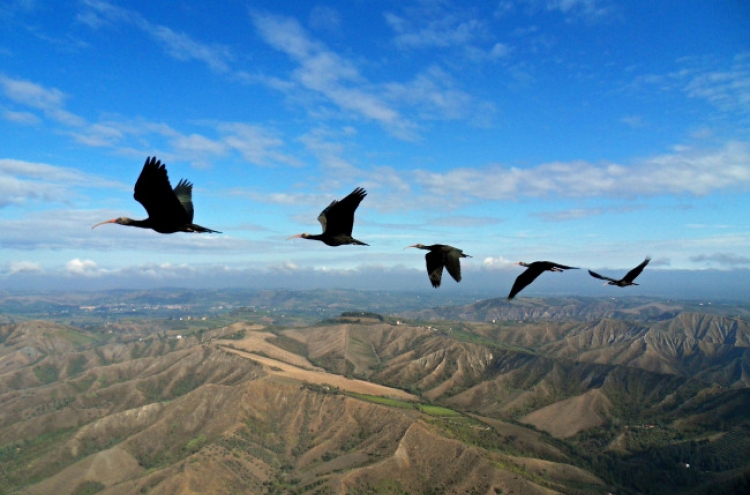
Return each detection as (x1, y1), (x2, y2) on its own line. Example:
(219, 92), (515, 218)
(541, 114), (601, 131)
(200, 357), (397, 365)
(347, 392), (416, 410)
(0, 427), (77, 488)
(67, 354), (88, 377)
(55, 328), (100, 347)
(348, 393), (462, 418)
(185, 434), (207, 453)
(33, 362), (60, 384)
(417, 404), (462, 417)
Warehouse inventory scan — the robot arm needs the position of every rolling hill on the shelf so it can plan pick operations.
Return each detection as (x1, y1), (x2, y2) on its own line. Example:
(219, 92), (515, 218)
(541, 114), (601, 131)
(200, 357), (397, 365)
(1, 295), (749, 494)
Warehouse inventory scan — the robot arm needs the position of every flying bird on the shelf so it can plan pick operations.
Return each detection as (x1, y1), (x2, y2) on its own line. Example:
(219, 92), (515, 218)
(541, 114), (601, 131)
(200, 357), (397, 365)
(287, 187), (368, 246)
(508, 261), (578, 300)
(589, 257), (651, 287)
(92, 156), (220, 234)
(405, 244), (471, 288)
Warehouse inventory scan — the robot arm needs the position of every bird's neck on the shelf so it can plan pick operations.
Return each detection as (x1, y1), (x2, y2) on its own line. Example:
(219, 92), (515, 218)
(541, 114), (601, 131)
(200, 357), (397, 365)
(122, 218), (152, 229)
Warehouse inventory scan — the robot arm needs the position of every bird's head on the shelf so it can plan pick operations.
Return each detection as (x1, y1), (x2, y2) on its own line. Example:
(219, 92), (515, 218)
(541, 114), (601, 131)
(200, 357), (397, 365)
(286, 233), (309, 240)
(515, 261), (530, 267)
(92, 217), (130, 229)
(404, 243), (426, 250)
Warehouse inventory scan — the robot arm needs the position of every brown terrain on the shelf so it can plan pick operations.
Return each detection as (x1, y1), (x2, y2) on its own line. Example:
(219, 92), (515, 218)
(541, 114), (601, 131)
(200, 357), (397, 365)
(1, 300), (750, 495)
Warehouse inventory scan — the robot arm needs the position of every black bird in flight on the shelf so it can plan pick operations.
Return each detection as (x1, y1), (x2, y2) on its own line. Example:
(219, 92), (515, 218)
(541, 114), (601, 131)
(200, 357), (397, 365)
(405, 244), (471, 288)
(508, 261), (578, 300)
(92, 156), (220, 234)
(589, 257), (651, 287)
(287, 187), (368, 246)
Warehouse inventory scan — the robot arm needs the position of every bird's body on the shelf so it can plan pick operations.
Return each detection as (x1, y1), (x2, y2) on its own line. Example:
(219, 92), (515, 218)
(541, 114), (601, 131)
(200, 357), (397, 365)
(406, 244), (471, 288)
(288, 187), (368, 246)
(92, 157), (220, 234)
(589, 257), (651, 287)
(508, 261), (578, 300)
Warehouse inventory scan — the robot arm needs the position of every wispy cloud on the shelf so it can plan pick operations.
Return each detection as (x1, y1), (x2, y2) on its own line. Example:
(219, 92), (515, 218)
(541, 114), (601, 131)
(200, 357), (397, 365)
(150, 25), (233, 73)
(414, 141), (750, 201)
(518, 0), (615, 20)
(384, 11), (485, 49)
(620, 115), (646, 128)
(634, 53), (750, 116)
(252, 11), (497, 135)
(535, 204), (642, 222)
(383, 5), (514, 64)
(218, 123), (302, 167)
(0, 74), (300, 167)
(690, 252), (750, 267)
(5, 260), (42, 275)
(683, 53), (750, 114)
(430, 216), (503, 227)
(251, 12), (417, 139)
(79, 0), (233, 74)
(0, 158), (122, 208)
(1, 109), (40, 125)
(0, 75), (85, 126)
(384, 66), (490, 122)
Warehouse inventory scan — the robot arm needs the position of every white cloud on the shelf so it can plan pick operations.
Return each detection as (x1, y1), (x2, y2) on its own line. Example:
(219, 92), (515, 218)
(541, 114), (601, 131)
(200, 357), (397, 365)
(520, 0), (614, 19)
(482, 255), (516, 270)
(66, 258), (101, 276)
(683, 53), (750, 114)
(251, 12), (418, 140)
(535, 205), (642, 222)
(489, 43), (512, 60)
(6, 260), (42, 275)
(620, 115), (646, 128)
(634, 53), (750, 116)
(39, 109), (301, 168)
(0, 158), (123, 208)
(80, 0), (233, 74)
(219, 123), (301, 167)
(150, 25), (233, 73)
(2, 109), (40, 125)
(0, 75), (85, 126)
(384, 12), (484, 49)
(384, 67), (478, 121)
(272, 261), (300, 273)
(414, 141), (750, 201)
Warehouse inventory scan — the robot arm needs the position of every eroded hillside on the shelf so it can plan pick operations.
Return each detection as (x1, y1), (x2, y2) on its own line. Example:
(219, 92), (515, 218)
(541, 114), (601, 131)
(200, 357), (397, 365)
(2, 299), (750, 495)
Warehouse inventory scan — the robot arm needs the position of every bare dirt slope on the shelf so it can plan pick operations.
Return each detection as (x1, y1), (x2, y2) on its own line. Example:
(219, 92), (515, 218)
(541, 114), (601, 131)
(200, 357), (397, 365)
(521, 389), (614, 438)
(24, 446), (143, 495)
(222, 345), (417, 400)
(218, 324), (320, 370)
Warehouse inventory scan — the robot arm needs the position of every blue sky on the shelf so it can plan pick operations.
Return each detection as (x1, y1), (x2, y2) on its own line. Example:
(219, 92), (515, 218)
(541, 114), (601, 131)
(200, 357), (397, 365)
(0, 0), (749, 297)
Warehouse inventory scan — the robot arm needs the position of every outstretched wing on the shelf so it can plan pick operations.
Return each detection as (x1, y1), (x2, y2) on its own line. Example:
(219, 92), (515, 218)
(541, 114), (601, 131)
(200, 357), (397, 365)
(317, 187), (367, 236)
(317, 200), (336, 232)
(507, 267), (544, 299)
(425, 251), (444, 288)
(133, 157), (188, 224)
(173, 179), (194, 223)
(443, 249), (463, 283)
(588, 270), (617, 283)
(623, 257), (651, 283)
